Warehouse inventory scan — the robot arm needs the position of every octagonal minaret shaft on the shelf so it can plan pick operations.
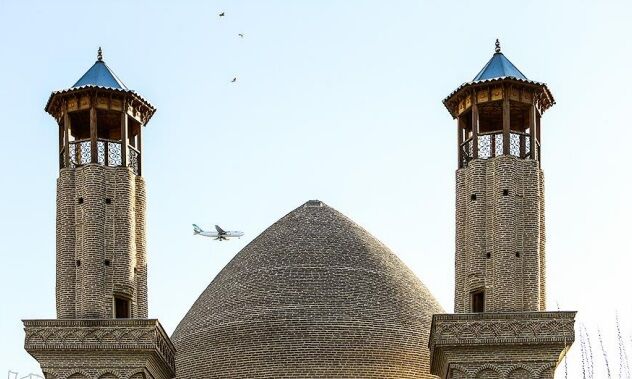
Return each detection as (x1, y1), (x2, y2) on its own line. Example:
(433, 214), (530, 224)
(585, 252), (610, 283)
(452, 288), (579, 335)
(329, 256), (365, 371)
(445, 40), (554, 313)
(25, 49), (175, 379)
(46, 48), (156, 319)
(429, 41), (574, 379)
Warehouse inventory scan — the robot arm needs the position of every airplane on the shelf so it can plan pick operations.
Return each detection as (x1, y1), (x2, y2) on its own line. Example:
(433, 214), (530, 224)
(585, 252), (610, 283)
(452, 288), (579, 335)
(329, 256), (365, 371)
(193, 224), (244, 241)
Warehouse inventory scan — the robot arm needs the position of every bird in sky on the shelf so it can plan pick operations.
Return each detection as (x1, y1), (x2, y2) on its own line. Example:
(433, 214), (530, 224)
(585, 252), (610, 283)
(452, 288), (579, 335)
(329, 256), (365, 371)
(219, 12), (225, 17)
(231, 77), (237, 83)
(238, 33), (244, 38)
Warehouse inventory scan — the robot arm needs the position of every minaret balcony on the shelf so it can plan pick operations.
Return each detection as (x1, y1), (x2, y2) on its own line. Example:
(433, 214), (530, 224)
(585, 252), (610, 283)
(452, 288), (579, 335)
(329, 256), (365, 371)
(61, 138), (140, 175)
(459, 130), (539, 168)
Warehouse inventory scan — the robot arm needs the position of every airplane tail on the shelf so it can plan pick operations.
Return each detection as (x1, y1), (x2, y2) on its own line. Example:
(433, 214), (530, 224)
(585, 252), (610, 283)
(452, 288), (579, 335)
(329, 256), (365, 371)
(193, 224), (203, 235)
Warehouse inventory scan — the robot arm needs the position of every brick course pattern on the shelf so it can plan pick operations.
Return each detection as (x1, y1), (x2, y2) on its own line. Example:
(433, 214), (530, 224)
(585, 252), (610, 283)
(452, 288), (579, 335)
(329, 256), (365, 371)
(172, 201), (444, 378)
(55, 165), (147, 319)
(454, 156), (546, 313)
(428, 311), (576, 379)
(437, 152), (576, 378)
(23, 319), (175, 379)
(26, 66), (175, 379)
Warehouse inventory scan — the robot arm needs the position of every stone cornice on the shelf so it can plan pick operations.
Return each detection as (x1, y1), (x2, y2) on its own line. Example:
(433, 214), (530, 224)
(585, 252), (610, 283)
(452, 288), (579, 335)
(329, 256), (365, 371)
(429, 311), (576, 349)
(23, 319), (175, 374)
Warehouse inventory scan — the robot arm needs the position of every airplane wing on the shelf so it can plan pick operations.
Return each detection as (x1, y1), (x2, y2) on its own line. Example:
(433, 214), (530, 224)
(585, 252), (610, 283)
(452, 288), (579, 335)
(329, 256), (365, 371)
(215, 225), (226, 234)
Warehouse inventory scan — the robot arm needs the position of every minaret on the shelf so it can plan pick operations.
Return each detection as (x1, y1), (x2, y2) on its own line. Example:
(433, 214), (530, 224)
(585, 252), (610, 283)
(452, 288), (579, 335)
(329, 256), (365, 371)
(429, 41), (576, 378)
(24, 49), (175, 379)
(452, 38), (549, 315)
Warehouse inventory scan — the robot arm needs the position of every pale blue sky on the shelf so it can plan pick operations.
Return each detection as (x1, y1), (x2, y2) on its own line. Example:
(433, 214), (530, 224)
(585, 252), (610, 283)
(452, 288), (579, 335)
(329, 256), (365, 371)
(1, 0), (631, 377)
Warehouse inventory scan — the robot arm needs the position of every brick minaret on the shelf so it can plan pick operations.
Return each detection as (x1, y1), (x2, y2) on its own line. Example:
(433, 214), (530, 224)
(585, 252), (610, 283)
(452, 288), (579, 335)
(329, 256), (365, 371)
(24, 48), (175, 379)
(429, 40), (576, 378)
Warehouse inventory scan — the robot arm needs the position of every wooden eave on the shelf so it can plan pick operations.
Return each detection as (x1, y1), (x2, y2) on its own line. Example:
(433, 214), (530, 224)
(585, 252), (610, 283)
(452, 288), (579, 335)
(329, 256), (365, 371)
(45, 85), (156, 124)
(443, 77), (555, 119)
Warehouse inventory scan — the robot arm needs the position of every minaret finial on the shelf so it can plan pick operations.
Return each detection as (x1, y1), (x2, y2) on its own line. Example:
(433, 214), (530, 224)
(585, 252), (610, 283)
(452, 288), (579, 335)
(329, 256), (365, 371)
(97, 47), (103, 61)
(495, 39), (501, 53)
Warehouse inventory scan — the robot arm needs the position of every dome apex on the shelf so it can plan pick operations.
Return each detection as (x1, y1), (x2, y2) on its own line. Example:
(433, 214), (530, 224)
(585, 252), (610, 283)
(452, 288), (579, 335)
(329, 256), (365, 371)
(304, 199), (324, 207)
(173, 201), (443, 378)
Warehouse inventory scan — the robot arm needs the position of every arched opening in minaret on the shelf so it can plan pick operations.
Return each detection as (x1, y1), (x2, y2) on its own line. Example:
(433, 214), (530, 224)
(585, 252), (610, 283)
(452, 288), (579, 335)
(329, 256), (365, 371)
(471, 290), (485, 313)
(114, 295), (130, 318)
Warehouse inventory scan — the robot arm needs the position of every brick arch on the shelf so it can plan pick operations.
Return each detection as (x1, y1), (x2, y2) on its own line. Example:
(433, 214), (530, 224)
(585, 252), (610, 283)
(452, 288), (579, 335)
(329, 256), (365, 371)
(508, 367), (532, 379)
(95, 368), (123, 379)
(474, 365), (501, 379)
(67, 373), (89, 379)
(537, 365), (556, 379)
(449, 367), (467, 379)
(128, 371), (146, 379)
(449, 363), (469, 378)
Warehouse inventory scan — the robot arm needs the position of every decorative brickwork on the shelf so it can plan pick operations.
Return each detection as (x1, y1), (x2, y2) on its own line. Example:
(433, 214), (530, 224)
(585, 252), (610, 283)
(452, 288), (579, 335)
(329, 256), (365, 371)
(430, 311), (576, 347)
(440, 154), (575, 378)
(429, 312), (576, 379)
(26, 56), (174, 379)
(56, 165), (147, 319)
(455, 156), (545, 313)
(27, 46), (577, 379)
(23, 319), (175, 379)
(172, 201), (444, 378)
(434, 44), (576, 378)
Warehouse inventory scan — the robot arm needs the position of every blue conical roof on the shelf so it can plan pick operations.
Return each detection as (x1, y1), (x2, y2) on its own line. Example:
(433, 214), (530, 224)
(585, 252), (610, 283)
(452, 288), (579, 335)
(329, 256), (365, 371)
(45, 48), (157, 122)
(442, 40), (555, 117)
(72, 59), (127, 89)
(472, 51), (527, 82)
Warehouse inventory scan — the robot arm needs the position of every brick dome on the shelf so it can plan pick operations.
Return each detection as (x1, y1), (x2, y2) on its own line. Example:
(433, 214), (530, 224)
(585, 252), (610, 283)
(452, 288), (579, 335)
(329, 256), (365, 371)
(172, 200), (444, 378)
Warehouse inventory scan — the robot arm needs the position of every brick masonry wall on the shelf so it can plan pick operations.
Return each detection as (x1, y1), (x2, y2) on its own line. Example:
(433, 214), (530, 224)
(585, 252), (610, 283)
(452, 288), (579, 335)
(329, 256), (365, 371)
(56, 169), (76, 318)
(135, 175), (148, 318)
(23, 319), (175, 379)
(56, 165), (147, 319)
(429, 311), (576, 379)
(172, 201), (444, 378)
(455, 156), (545, 313)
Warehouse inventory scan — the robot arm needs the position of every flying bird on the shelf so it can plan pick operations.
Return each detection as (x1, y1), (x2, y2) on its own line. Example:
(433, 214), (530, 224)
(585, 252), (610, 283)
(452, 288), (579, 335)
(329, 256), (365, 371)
(231, 77), (237, 83)
(219, 12), (225, 17)
(238, 33), (244, 38)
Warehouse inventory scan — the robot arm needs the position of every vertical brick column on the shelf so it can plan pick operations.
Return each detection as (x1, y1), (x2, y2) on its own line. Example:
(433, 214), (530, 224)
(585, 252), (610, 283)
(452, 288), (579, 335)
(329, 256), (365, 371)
(55, 165), (147, 320)
(520, 159), (543, 311)
(455, 159), (488, 312)
(112, 167), (137, 311)
(539, 171), (547, 310)
(455, 156), (544, 313)
(56, 169), (76, 318)
(454, 169), (466, 312)
(76, 165), (107, 318)
(135, 176), (148, 318)
(491, 157), (519, 311)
